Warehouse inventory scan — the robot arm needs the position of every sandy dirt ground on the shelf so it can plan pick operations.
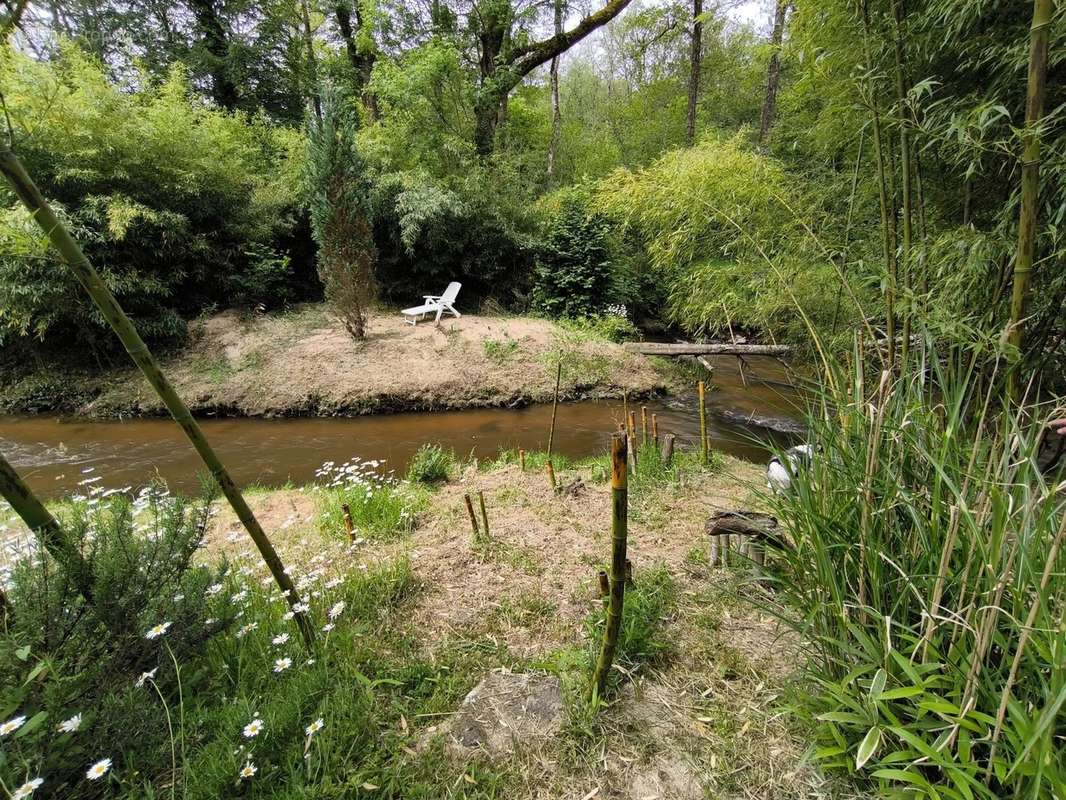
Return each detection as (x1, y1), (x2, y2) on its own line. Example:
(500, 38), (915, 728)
(202, 458), (861, 800)
(83, 306), (669, 417)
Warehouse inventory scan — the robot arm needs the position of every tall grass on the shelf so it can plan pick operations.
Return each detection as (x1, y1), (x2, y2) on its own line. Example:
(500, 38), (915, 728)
(767, 341), (1066, 798)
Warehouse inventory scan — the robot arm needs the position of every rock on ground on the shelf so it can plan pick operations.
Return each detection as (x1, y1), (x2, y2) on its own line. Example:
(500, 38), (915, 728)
(427, 670), (564, 758)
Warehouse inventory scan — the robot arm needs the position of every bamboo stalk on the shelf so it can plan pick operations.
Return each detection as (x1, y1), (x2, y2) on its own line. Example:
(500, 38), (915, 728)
(519, 449), (526, 471)
(698, 381), (708, 463)
(547, 360), (562, 485)
(478, 490), (490, 540)
(859, 0), (899, 371)
(627, 410), (637, 474)
(651, 413), (658, 443)
(591, 433), (628, 702)
(546, 461), (557, 490)
(1007, 0), (1053, 400)
(341, 503), (354, 544)
(0, 451), (95, 603)
(640, 406), (648, 445)
(464, 493), (480, 539)
(891, 0), (914, 366)
(597, 570), (609, 598)
(625, 558), (633, 586)
(0, 147), (316, 644)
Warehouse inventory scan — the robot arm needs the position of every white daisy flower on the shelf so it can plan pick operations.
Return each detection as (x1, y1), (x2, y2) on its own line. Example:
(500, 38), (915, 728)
(282, 611), (294, 621)
(239, 762), (257, 779)
(136, 668), (158, 688)
(145, 622), (172, 640)
(58, 713), (83, 733)
(205, 582), (223, 596)
(235, 622), (258, 638)
(305, 658), (316, 666)
(243, 719), (264, 738)
(12, 777), (43, 799)
(292, 602), (310, 614)
(328, 601), (346, 620)
(1, 715), (27, 736)
(85, 758), (112, 780)
(273, 657), (292, 673)
(271, 633), (289, 646)
(322, 623), (335, 632)
(305, 718), (324, 736)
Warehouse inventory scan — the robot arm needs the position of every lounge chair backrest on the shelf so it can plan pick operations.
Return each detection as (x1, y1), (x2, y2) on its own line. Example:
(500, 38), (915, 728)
(441, 282), (461, 304)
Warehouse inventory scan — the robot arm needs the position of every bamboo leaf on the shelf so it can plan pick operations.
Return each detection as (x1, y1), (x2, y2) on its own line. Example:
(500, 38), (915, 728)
(856, 726), (882, 769)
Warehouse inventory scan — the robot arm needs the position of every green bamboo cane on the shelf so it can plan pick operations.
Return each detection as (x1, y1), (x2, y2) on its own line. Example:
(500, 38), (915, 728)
(0, 450), (95, 603)
(590, 432), (628, 702)
(859, 0), (898, 370)
(0, 145), (315, 647)
(1007, 0), (1053, 401)
(891, 0), (913, 367)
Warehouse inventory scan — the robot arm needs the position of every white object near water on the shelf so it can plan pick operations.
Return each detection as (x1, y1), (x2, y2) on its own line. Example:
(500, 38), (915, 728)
(402, 281), (462, 325)
(766, 444), (814, 494)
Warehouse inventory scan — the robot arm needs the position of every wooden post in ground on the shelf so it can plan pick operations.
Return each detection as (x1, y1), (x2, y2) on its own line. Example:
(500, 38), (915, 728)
(464, 493), (480, 539)
(546, 461), (557, 491)
(597, 570), (610, 598)
(591, 433), (629, 701)
(660, 433), (676, 466)
(640, 406), (648, 445)
(478, 490), (490, 539)
(651, 413), (659, 444)
(625, 558), (634, 586)
(697, 381), (708, 463)
(342, 503), (355, 544)
(627, 410), (638, 474)
(546, 361), (562, 488)
(519, 449), (526, 471)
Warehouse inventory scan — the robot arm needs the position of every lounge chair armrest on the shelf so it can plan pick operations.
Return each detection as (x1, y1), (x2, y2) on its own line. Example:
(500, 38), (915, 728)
(423, 295), (441, 301)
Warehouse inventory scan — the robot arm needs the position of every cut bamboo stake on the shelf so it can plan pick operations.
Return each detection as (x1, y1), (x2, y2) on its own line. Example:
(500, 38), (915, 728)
(651, 413), (659, 443)
(625, 558), (634, 586)
(698, 381), (708, 463)
(546, 360), (562, 487)
(0, 147), (318, 645)
(546, 461), (557, 491)
(478, 490), (490, 540)
(463, 493), (480, 539)
(591, 433), (628, 701)
(0, 451), (95, 603)
(519, 449), (526, 471)
(708, 534), (720, 566)
(341, 503), (355, 544)
(660, 433), (676, 466)
(640, 406), (648, 445)
(627, 410), (638, 474)
(597, 570), (610, 598)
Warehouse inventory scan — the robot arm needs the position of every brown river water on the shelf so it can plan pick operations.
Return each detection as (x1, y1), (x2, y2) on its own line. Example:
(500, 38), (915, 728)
(0, 356), (805, 498)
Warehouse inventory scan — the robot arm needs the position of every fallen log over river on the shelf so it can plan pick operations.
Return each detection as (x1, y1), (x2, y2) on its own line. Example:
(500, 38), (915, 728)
(623, 342), (791, 356)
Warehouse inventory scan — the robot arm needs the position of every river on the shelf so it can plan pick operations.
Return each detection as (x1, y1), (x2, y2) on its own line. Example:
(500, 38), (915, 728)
(0, 356), (805, 497)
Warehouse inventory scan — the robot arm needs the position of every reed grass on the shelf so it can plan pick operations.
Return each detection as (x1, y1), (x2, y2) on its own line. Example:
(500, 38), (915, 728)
(766, 340), (1066, 798)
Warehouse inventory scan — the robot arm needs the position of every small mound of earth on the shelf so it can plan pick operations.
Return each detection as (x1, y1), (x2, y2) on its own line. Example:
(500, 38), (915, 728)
(425, 670), (564, 757)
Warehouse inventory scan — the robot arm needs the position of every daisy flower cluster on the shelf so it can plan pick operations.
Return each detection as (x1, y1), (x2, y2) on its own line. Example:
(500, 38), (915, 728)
(314, 456), (416, 541)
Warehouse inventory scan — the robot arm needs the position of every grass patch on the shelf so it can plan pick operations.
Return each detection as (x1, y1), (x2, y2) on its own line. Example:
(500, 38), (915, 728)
(482, 337), (520, 364)
(315, 457), (427, 541)
(405, 443), (456, 485)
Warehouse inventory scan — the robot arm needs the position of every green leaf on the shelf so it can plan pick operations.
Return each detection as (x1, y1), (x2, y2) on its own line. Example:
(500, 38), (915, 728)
(869, 668), (887, 702)
(14, 646), (30, 661)
(13, 711), (47, 739)
(856, 726), (881, 769)
(878, 686), (924, 700)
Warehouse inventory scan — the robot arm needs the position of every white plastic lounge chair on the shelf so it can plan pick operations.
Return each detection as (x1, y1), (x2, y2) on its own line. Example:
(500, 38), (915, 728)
(401, 282), (462, 325)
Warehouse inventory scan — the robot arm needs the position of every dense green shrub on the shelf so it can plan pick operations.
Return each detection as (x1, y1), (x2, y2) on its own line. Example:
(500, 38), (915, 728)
(0, 49), (309, 351)
(532, 191), (613, 319)
(370, 167), (540, 310)
(0, 486), (232, 795)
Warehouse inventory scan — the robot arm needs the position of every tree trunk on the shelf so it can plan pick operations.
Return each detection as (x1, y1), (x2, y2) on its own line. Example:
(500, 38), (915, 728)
(758, 0), (789, 144)
(474, 0), (634, 156)
(547, 0), (564, 178)
(187, 0), (239, 110)
(1007, 0), (1052, 400)
(685, 0), (702, 146)
(335, 1), (378, 119)
(300, 0), (322, 120)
